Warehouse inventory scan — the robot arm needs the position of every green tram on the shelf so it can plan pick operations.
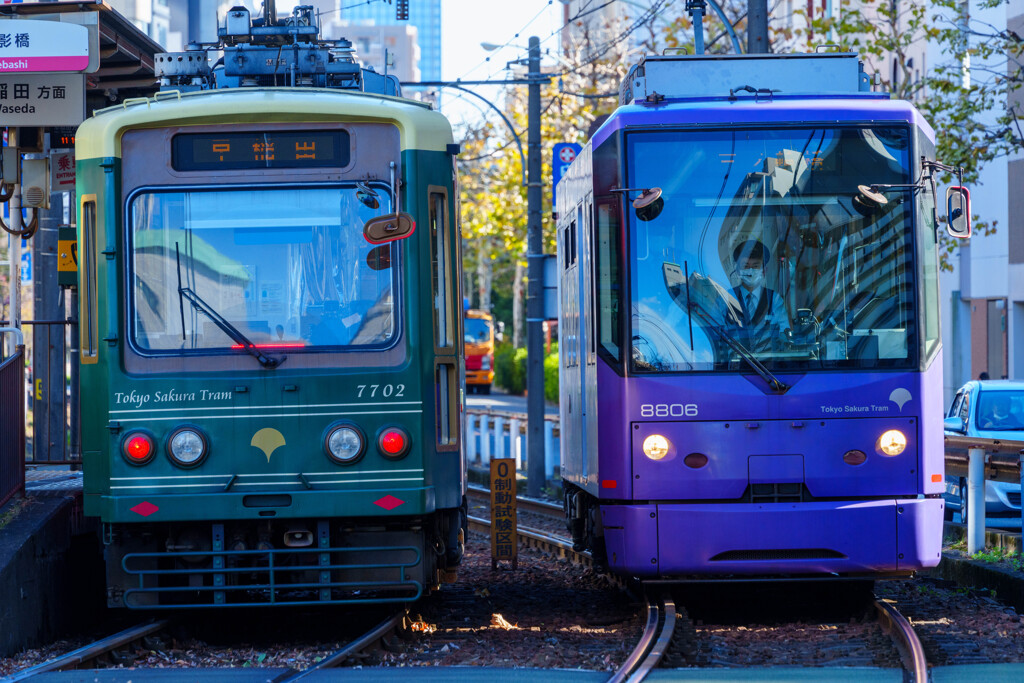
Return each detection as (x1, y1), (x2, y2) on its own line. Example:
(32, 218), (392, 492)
(75, 5), (467, 608)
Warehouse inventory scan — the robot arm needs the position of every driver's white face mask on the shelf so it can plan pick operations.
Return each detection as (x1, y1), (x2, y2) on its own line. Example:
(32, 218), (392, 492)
(738, 268), (764, 289)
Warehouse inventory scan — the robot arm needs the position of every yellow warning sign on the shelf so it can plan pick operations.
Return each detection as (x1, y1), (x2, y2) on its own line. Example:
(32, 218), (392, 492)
(490, 458), (517, 569)
(57, 239), (77, 272)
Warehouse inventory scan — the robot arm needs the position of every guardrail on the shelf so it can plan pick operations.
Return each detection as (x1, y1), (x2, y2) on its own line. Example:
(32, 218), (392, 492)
(944, 434), (1024, 554)
(464, 408), (560, 478)
(0, 332), (26, 508)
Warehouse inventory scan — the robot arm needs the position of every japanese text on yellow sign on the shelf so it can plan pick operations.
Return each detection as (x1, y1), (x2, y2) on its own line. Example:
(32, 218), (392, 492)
(490, 458), (517, 569)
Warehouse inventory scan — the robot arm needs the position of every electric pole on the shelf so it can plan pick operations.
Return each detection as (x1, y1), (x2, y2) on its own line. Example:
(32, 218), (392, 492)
(526, 36), (545, 498)
(748, 0), (769, 54)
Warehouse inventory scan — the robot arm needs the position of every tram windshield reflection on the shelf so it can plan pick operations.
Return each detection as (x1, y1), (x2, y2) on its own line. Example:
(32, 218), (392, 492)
(627, 126), (921, 373)
(129, 185), (396, 354)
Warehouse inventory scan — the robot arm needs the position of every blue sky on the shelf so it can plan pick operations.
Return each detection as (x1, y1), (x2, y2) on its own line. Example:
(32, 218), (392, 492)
(439, 0), (562, 131)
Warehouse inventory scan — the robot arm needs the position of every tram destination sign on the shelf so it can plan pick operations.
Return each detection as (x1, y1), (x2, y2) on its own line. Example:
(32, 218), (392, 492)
(0, 72), (85, 126)
(172, 131), (351, 171)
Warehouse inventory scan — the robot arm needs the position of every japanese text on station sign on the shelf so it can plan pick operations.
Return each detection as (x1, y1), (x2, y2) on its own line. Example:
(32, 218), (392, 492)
(0, 73), (84, 125)
(490, 458), (518, 569)
(0, 19), (90, 73)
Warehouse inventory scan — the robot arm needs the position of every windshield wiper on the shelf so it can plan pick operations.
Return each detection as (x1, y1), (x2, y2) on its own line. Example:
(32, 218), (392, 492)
(664, 264), (788, 394)
(175, 245), (284, 369)
(692, 304), (788, 394)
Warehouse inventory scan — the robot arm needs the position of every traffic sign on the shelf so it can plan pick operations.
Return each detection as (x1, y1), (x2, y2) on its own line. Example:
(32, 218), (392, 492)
(552, 142), (582, 207)
(489, 458), (518, 569)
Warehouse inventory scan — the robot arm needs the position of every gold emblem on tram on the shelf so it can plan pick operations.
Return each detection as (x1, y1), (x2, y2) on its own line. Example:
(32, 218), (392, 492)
(251, 427), (286, 462)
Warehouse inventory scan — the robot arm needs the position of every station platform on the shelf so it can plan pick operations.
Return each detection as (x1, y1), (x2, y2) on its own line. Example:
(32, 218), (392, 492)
(0, 465), (98, 659)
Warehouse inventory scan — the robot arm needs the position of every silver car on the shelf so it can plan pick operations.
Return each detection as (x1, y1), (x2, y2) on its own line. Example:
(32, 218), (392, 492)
(943, 380), (1024, 527)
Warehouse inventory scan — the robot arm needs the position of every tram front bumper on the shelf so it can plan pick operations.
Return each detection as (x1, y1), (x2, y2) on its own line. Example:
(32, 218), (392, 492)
(601, 498), (943, 577)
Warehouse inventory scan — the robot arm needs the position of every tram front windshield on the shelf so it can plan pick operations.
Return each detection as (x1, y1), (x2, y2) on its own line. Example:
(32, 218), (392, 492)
(627, 126), (919, 373)
(129, 186), (396, 354)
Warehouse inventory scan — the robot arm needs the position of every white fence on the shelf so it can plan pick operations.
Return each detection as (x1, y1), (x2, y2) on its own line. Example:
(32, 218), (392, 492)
(464, 409), (559, 478)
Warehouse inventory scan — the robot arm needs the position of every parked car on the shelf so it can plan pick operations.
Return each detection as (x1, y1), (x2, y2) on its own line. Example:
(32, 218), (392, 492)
(943, 380), (1024, 526)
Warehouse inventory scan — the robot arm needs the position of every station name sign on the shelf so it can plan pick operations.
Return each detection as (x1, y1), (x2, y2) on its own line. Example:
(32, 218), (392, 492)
(0, 19), (90, 73)
(0, 72), (85, 126)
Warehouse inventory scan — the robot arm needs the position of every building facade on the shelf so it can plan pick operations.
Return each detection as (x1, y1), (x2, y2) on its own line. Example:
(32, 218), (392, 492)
(332, 0), (439, 82)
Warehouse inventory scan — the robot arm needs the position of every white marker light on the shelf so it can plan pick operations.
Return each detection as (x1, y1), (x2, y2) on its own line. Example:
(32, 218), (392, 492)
(643, 434), (671, 460)
(878, 429), (907, 456)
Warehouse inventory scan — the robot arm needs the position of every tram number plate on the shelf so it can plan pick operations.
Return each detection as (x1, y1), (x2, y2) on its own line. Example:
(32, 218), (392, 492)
(490, 458), (518, 570)
(640, 403), (698, 418)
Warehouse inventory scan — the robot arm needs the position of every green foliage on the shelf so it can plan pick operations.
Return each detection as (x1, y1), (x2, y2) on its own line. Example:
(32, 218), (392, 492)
(803, 0), (1020, 271)
(971, 546), (1024, 571)
(494, 343), (527, 394)
(544, 344), (559, 403)
(494, 342), (560, 400)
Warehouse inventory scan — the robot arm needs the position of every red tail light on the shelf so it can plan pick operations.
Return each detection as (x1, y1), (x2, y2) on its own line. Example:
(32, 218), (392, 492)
(378, 427), (410, 459)
(122, 432), (154, 464)
(231, 343), (306, 349)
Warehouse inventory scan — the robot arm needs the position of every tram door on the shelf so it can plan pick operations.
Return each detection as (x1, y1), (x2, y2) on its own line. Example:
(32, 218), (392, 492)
(560, 209), (582, 479)
(581, 196), (598, 481)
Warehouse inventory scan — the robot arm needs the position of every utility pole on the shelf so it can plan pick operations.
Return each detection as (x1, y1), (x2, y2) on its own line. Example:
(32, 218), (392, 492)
(6, 128), (22, 359)
(526, 36), (545, 498)
(747, 0), (769, 54)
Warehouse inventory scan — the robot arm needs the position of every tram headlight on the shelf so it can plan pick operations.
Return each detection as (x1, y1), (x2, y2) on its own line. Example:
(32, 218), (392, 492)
(877, 429), (907, 456)
(481, 354), (492, 371)
(324, 423), (365, 464)
(642, 434), (671, 460)
(122, 431), (156, 466)
(167, 426), (208, 468)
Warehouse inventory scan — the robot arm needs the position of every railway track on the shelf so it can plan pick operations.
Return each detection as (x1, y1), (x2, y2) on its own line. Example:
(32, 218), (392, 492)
(466, 483), (563, 517)
(607, 588), (928, 682)
(278, 611), (406, 680)
(3, 621), (168, 681)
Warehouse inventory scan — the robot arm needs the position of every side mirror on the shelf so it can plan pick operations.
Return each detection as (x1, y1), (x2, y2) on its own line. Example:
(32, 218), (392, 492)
(364, 212), (416, 244)
(945, 186), (971, 239)
(943, 416), (966, 433)
(633, 187), (664, 222)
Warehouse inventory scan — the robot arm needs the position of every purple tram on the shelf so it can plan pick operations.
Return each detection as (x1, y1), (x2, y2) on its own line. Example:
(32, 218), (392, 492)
(556, 53), (970, 579)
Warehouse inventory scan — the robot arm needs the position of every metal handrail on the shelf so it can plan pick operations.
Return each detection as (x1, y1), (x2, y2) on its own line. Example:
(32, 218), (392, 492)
(945, 433), (1024, 485)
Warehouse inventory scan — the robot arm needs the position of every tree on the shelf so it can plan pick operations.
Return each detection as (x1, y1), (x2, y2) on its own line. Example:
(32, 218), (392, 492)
(802, 0), (1020, 268)
(455, 22), (632, 347)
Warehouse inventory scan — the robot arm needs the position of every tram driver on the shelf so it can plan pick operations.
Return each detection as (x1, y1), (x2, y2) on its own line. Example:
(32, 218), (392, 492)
(666, 239), (791, 359)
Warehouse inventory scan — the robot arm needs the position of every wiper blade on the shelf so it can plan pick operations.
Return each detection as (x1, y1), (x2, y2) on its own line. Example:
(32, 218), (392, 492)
(664, 264), (788, 393)
(177, 287), (285, 368)
(175, 244), (284, 369)
(178, 289), (285, 369)
(694, 306), (788, 393)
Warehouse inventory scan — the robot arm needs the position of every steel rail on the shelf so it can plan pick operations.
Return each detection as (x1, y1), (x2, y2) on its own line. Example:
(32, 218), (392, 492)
(874, 599), (928, 683)
(281, 611), (406, 680)
(627, 594), (675, 682)
(467, 483), (564, 518)
(467, 515), (591, 567)
(3, 621), (167, 682)
(607, 596), (659, 683)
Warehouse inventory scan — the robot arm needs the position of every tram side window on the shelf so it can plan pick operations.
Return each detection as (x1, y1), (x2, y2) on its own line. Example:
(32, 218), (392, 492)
(80, 196), (98, 364)
(595, 201), (621, 361)
(430, 190), (454, 349)
(918, 134), (941, 361)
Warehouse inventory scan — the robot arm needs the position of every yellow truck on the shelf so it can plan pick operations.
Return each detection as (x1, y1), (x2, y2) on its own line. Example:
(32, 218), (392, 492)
(464, 309), (495, 394)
